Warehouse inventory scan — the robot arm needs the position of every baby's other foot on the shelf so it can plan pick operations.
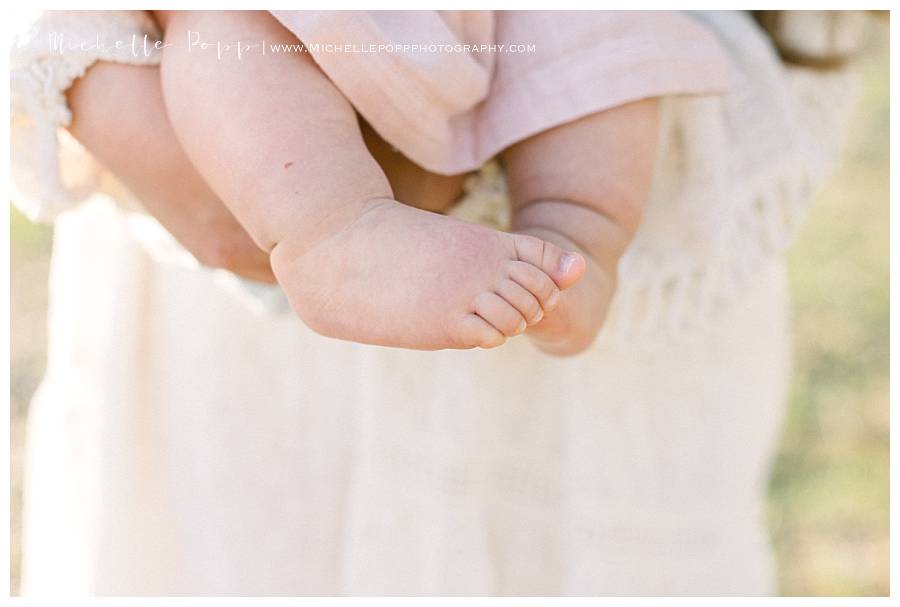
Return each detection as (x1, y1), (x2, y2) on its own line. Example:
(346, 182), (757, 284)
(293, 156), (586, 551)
(270, 199), (584, 350)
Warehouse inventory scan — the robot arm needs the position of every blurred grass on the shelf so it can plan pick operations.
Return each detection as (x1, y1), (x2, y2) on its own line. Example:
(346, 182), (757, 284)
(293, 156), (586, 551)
(767, 31), (890, 596)
(8, 27), (890, 598)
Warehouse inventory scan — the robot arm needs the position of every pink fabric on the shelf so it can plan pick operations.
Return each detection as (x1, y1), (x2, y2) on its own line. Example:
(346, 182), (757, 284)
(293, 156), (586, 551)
(271, 10), (730, 175)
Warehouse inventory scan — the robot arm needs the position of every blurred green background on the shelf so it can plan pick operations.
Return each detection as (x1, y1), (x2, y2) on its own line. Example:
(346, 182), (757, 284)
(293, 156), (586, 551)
(767, 31), (890, 596)
(9, 30), (889, 598)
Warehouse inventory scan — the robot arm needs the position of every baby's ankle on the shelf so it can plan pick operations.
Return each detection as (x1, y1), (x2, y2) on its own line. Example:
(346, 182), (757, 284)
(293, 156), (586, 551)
(267, 196), (397, 259)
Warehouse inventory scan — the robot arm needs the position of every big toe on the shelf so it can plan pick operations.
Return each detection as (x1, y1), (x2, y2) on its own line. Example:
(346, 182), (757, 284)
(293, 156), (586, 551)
(513, 233), (585, 290)
(553, 250), (586, 289)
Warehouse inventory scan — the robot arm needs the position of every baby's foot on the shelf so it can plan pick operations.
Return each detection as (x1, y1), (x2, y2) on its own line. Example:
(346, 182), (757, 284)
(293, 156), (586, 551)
(523, 240), (617, 356)
(269, 199), (584, 349)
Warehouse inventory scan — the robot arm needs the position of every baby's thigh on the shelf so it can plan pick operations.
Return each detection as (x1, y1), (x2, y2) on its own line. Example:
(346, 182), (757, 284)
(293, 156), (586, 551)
(153, 9), (273, 34)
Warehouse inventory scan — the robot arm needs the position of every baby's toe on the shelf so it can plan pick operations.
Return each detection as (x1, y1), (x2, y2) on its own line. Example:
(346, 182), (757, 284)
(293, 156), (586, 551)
(507, 260), (561, 313)
(457, 314), (507, 349)
(496, 278), (544, 325)
(474, 291), (527, 337)
(511, 233), (585, 290)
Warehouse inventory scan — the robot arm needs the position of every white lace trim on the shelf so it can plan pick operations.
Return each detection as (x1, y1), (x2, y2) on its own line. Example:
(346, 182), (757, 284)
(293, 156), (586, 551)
(10, 10), (161, 222)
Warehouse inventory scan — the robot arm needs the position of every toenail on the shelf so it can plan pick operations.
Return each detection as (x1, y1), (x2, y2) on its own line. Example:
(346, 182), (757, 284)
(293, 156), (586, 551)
(516, 318), (527, 334)
(559, 253), (578, 274)
(532, 309), (543, 323)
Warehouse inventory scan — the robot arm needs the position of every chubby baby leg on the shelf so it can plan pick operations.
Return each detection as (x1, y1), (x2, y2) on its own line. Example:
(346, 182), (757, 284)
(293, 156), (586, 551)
(66, 58), (274, 282)
(158, 11), (583, 349)
(502, 98), (659, 356)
